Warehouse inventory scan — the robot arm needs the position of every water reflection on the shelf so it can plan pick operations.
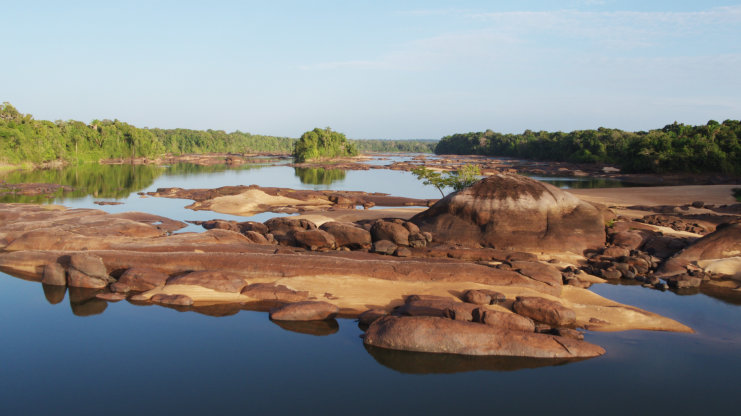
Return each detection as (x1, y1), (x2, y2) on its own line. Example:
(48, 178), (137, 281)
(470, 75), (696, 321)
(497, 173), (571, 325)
(68, 287), (107, 316)
(0, 162), (267, 203)
(364, 345), (586, 374)
(525, 175), (644, 189)
(294, 167), (346, 185)
(271, 318), (340, 336)
(41, 283), (66, 305)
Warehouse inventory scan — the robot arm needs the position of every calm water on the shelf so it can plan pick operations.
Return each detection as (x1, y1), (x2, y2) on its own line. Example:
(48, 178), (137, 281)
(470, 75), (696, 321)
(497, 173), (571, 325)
(1, 158), (739, 415)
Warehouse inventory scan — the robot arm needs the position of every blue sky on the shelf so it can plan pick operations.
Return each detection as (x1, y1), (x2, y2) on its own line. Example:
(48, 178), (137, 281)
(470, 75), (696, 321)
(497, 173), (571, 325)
(2, 0), (740, 139)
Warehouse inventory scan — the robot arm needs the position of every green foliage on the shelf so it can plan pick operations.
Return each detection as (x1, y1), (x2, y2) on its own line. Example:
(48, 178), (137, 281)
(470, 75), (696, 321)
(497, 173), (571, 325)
(733, 188), (741, 202)
(435, 121), (741, 175)
(0, 103), (295, 165)
(411, 164), (482, 197)
(351, 139), (436, 153)
(294, 167), (346, 185)
(292, 127), (358, 162)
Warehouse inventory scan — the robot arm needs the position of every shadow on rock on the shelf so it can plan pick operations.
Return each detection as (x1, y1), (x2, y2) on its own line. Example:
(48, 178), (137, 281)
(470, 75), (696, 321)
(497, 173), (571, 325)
(42, 283), (66, 304)
(271, 318), (340, 336)
(364, 345), (590, 374)
(68, 287), (107, 317)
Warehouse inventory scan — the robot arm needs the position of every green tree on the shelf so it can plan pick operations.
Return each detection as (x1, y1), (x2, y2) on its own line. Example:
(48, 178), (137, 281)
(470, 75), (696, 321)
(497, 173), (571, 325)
(411, 164), (482, 197)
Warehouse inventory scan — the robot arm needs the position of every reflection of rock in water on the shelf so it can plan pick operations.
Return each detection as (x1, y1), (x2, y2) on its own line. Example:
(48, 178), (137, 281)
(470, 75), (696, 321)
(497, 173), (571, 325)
(364, 345), (584, 374)
(271, 319), (340, 336)
(68, 287), (107, 317)
(191, 303), (242, 317)
(701, 285), (741, 306)
(294, 167), (346, 185)
(42, 283), (66, 304)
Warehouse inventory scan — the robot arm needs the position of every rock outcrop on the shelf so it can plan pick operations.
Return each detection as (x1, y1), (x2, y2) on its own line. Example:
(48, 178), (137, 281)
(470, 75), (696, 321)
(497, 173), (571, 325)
(410, 174), (606, 253)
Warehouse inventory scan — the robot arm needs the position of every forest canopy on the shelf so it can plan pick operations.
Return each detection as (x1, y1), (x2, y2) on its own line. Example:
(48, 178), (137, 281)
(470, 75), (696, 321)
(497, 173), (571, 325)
(435, 121), (741, 175)
(292, 127), (358, 162)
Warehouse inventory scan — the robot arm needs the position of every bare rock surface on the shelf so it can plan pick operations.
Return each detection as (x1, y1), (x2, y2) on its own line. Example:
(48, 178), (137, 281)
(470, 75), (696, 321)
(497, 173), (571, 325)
(111, 267), (169, 293)
(410, 174), (605, 253)
(167, 271), (247, 293)
(269, 301), (340, 321)
(363, 316), (605, 358)
(513, 296), (577, 327)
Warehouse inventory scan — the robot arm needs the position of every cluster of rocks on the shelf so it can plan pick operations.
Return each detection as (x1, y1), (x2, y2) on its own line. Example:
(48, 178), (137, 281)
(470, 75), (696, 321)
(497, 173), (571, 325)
(635, 214), (710, 235)
(582, 219), (741, 292)
(358, 292), (603, 358)
(196, 216), (432, 256)
(0, 181), (73, 198)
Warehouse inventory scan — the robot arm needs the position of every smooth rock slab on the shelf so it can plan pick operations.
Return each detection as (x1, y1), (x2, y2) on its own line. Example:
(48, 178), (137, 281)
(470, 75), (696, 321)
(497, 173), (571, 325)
(41, 262), (66, 286)
(166, 270), (247, 293)
(269, 301), (340, 321)
(363, 316), (605, 358)
(111, 267), (169, 293)
(69, 253), (108, 279)
(241, 283), (309, 302)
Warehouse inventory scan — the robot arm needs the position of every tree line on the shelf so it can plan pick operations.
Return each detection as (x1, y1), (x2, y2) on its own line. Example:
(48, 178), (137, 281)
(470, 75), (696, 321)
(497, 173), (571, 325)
(435, 121), (741, 175)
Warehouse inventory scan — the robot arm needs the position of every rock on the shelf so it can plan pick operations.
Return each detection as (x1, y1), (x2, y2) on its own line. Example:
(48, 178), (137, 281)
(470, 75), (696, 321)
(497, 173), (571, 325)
(611, 231), (646, 250)
(473, 308), (536, 332)
(408, 232), (427, 248)
(42, 284), (66, 304)
(510, 261), (563, 289)
(602, 246), (630, 258)
(601, 268), (622, 280)
(659, 223), (741, 277)
(402, 222), (420, 234)
(463, 289), (492, 305)
(201, 219), (239, 232)
(269, 301), (340, 321)
(410, 174), (606, 253)
(370, 221), (410, 246)
(167, 270), (247, 293)
(358, 309), (387, 326)
(363, 316), (605, 358)
(265, 217), (317, 245)
(666, 274), (702, 289)
(151, 293), (193, 306)
(41, 262), (66, 286)
(371, 239), (397, 255)
(319, 222), (371, 249)
(394, 247), (412, 257)
(294, 229), (336, 251)
(512, 296), (576, 327)
(69, 253), (108, 279)
(691, 201), (704, 209)
(238, 221), (269, 234)
(96, 292), (126, 301)
(553, 327), (584, 341)
(643, 235), (689, 259)
(243, 231), (269, 244)
(111, 267), (169, 293)
(241, 283), (309, 302)
(67, 268), (110, 289)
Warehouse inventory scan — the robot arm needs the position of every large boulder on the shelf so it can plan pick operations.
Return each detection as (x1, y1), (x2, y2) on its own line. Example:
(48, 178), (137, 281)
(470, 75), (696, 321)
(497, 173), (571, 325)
(319, 222), (372, 249)
(410, 174), (605, 253)
(659, 222), (741, 277)
(110, 267), (169, 293)
(512, 296), (576, 327)
(363, 316), (605, 358)
(370, 221), (410, 246)
(269, 301), (340, 321)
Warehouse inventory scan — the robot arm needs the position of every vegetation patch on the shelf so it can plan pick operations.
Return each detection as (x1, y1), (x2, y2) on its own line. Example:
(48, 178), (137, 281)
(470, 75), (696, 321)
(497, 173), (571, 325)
(292, 128), (357, 162)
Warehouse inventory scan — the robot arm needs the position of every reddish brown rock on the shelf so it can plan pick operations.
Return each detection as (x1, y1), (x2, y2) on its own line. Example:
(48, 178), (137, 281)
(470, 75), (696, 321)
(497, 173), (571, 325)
(41, 262), (66, 286)
(67, 268), (110, 289)
(513, 296), (576, 327)
(611, 230), (647, 250)
(358, 309), (388, 326)
(394, 247), (412, 257)
(269, 301), (340, 321)
(241, 283), (309, 302)
(238, 221), (269, 235)
(319, 222), (371, 249)
(510, 261), (563, 289)
(410, 174), (605, 253)
(243, 230), (269, 244)
(371, 221), (410, 246)
(473, 308), (536, 332)
(69, 253), (108, 279)
(462, 289), (492, 305)
(151, 293), (193, 306)
(110, 267), (169, 293)
(294, 229), (336, 251)
(602, 246), (631, 258)
(659, 222), (741, 277)
(167, 270), (247, 293)
(96, 292), (126, 301)
(363, 316), (605, 358)
(371, 240), (397, 255)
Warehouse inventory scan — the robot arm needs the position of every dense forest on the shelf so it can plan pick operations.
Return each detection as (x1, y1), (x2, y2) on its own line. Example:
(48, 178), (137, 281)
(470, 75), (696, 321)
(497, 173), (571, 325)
(351, 139), (435, 153)
(435, 121), (741, 175)
(0, 103), (435, 165)
(292, 127), (358, 162)
(0, 103), (294, 165)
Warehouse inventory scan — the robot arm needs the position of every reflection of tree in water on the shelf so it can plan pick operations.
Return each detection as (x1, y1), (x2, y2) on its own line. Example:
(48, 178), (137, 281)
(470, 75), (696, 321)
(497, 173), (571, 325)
(294, 167), (346, 185)
(0, 163), (165, 202)
(0, 162), (267, 203)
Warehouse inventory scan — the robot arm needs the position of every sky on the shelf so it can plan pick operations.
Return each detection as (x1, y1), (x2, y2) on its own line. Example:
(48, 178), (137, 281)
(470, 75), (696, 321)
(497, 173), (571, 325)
(2, 0), (740, 139)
